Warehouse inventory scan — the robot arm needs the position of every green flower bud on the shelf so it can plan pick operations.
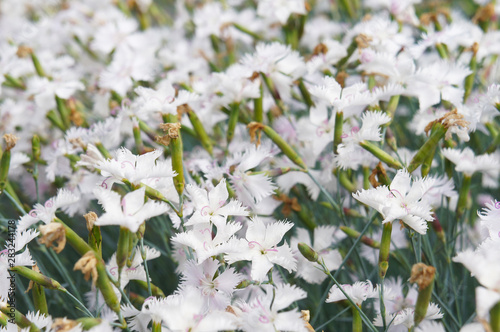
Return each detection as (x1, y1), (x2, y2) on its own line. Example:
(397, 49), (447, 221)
(298, 242), (319, 263)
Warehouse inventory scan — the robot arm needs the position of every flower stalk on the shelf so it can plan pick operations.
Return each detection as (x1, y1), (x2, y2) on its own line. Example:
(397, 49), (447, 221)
(409, 263), (436, 327)
(456, 175), (471, 220)
(407, 122), (447, 174)
(333, 111), (344, 154)
(0, 302), (40, 331)
(164, 113), (185, 197)
(379, 222), (392, 279)
(359, 140), (403, 169)
(490, 302), (500, 332)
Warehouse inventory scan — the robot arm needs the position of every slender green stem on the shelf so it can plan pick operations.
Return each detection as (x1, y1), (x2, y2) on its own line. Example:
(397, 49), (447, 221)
(61, 288), (94, 317)
(140, 238), (152, 297)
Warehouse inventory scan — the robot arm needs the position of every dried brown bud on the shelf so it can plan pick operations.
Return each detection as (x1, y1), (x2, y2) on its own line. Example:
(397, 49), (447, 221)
(39, 223), (66, 254)
(16, 45), (33, 58)
(51, 318), (79, 331)
(473, 3), (495, 23)
(155, 135), (171, 146)
(274, 193), (301, 216)
(355, 34), (372, 49)
(74, 251), (98, 288)
(301, 310), (315, 332)
(247, 122), (265, 147)
(3, 134), (18, 151)
(160, 122), (182, 139)
(69, 137), (86, 150)
(336, 71), (349, 88)
(312, 43), (328, 56)
(409, 263), (436, 291)
(84, 211), (98, 232)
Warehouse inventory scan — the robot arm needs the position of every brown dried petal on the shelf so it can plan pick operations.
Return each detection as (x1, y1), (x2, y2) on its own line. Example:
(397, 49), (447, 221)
(3, 134), (18, 151)
(73, 251), (98, 288)
(409, 263), (436, 291)
(84, 211), (98, 232)
(39, 223), (66, 254)
(51, 318), (79, 332)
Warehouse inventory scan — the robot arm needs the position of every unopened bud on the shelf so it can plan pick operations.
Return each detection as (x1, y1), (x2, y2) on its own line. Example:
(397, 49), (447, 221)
(298, 242), (319, 263)
(32, 135), (41, 161)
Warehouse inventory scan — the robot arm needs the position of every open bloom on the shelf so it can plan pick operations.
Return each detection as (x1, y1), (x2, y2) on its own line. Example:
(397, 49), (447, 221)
(186, 178), (248, 227)
(93, 187), (168, 232)
(234, 283), (308, 332)
(18, 189), (80, 232)
(226, 217), (296, 282)
(352, 169), (434, 234)
(326, 280), (378, 306)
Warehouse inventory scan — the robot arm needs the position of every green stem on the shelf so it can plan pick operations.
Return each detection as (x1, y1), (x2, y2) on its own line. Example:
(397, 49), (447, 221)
(227, 103), (240, 146)
(490, 302), (500, 332)
(333, 112), (344, 154)
(456, 175), (472, 221)
(359, 141), (403, 169)
(379, 222), (392, 279)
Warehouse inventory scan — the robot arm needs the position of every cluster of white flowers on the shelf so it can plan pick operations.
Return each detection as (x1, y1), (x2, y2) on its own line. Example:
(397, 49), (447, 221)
(1, 0), (500, 331)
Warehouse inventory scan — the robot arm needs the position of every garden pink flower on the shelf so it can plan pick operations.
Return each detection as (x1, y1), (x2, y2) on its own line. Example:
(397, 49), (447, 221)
(93, 187), (168, 232)
(353, 169), (434, 234)
(226, 217), (296, 282)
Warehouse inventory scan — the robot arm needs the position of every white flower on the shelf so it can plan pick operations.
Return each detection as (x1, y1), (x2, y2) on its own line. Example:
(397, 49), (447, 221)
(134, 80), (198, 119)
(18, 189), (80, 232)
(442, 147), (499, 177)
(172, 221), (242, 264)
(241, 42), (305, 101)
(227, 145), (277, 206)
(93, 187), (168, 232)
(256, 0), (306, 24)
(309, 77), (372, 118)
(226, 217), (296, 282)
(141, 286), (237, 331)
(453, 238), (500, 292)
(326, 280), (378, 306)
(478, 199), (500, 241)
(180, 258), (243, 310)
(353, 169), (434, 234)
(96, 148), (176, 187)
(235, 283), (308, 332)
(409, 61), (472, 110)
(374, 303), (443, 329)
(186, 178), (248, 227)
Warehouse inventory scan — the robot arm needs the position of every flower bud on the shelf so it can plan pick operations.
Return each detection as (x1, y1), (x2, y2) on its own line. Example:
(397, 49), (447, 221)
(298, 242), (319, 263)
(10, 266), (65, 291)
(32, 135), (41, 162)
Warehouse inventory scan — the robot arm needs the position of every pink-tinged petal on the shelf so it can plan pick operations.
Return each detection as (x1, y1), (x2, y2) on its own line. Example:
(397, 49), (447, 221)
(209, 179), (229, 211)
(267, 244), (297, 273)
(390, 169), (412, 196)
